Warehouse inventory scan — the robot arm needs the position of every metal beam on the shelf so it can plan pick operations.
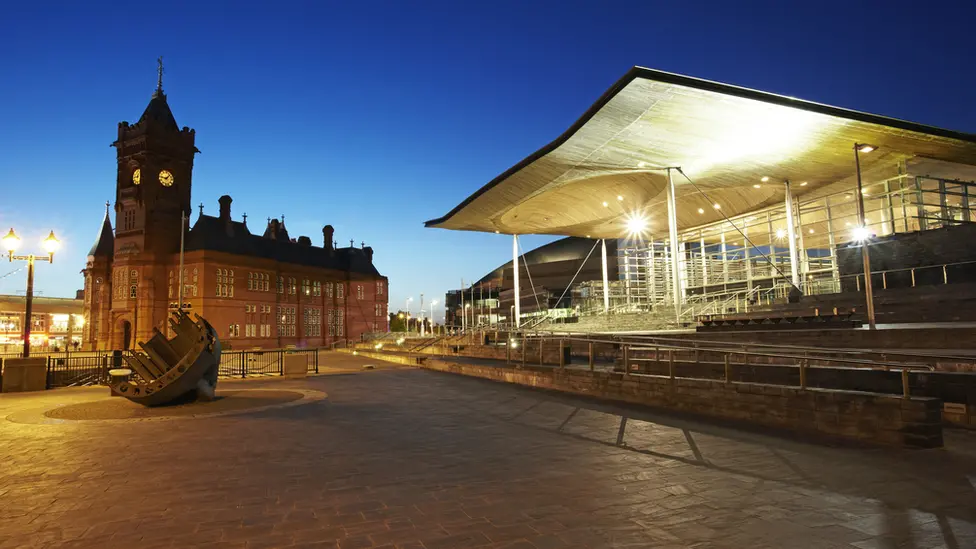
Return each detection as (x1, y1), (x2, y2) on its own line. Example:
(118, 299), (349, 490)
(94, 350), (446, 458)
(513, 235), (520, 328)
(784, 180), (800, 287)
(601, 239), (610, 313)
(666, 169), (682, 318)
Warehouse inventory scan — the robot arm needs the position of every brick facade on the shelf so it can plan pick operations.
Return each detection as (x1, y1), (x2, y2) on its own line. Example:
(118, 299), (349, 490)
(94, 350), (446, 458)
(81, 76), (387, 351)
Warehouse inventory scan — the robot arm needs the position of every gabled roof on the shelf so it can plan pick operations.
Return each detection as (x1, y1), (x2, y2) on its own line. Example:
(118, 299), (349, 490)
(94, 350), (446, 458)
(186, 214), (381, 276)
(88, 205), (114, 258)
(137, 91), (179, 131)
(425, 66), (976, 239)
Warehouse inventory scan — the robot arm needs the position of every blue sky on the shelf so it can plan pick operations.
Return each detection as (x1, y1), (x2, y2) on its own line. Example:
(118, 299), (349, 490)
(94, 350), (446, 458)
(1, 0), (973, 321)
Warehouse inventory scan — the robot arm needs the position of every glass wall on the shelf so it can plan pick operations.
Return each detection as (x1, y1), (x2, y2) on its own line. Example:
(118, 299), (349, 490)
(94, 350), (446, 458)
(612, 174), (976, 314)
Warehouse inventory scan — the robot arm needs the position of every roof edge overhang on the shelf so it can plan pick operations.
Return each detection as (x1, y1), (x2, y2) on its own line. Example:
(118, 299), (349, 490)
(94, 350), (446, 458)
(425, 65), (976, 230)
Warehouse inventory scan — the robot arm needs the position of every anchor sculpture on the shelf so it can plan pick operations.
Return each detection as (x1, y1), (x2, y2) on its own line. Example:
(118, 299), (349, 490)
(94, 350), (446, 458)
(110, 310), (221, 406)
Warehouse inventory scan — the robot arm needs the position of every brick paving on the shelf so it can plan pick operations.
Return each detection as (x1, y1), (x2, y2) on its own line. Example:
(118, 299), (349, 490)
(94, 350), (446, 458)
(0, 352), (975, 548)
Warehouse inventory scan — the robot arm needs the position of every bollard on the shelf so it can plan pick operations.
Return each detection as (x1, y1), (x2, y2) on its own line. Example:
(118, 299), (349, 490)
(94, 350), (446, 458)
(668, 349), (675, 380)
(539, 339), (544, 365)
(901, 368), (910, 398)
(724, 353), (731, 383)
(623, 345), (630, 375)
(559, 340), (566, 369)
(506, 338), (511, 364)
(588, 342), (595, 371)
(799, 359), (807, 390)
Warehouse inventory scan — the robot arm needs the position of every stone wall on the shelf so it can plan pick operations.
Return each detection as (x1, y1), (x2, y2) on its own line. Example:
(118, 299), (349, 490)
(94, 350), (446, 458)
(421, 358), (943, 448)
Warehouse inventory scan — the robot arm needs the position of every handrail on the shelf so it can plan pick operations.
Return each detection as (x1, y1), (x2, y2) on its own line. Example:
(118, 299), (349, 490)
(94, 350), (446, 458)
(519, 329), (975, 367)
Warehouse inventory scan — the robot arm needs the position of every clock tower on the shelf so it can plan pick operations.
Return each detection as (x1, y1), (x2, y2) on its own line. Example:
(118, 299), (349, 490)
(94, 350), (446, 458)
(113, 57), (198, 259)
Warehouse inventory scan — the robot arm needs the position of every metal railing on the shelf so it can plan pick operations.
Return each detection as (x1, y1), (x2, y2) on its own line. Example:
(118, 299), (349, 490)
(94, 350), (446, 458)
(496, 333), (959, 399)
(0, 346), (330, 389)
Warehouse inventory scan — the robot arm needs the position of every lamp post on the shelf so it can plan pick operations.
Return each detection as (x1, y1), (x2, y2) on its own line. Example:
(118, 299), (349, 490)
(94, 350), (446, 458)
(430, 300), (437, 337)
(3, 228), (61, 357)
(404, 297), (413, 333)
(853, 143), (878, 330)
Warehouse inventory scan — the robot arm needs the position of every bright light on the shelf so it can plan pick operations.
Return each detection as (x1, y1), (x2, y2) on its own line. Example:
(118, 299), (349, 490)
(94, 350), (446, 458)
(852, 226), (871, 241)
(602, 201), (609, 208)
(41, 231), (60, 254)
(800, 182), (808, 186)
(856, 143), (877, 154)
(397, 313), (404, 319)
(775, 229), (786, 240)
(585, 234), (591, 238)
(808, 228), (814, 234)
(624, 213), (648, 237)
(2, 228), (20, 254)
(637, 161), (647, 168)
(697, 208), (705, 214)
(494, 230), (500, 234)
(352, 351), (358, 356)
(712, 203), (721, 210)
(753, 184), (761, 189)
(760, 176), (770, 182)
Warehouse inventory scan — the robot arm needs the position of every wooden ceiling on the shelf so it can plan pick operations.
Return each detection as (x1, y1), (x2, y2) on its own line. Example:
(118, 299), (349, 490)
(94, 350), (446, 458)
(426, 67), (976, 239)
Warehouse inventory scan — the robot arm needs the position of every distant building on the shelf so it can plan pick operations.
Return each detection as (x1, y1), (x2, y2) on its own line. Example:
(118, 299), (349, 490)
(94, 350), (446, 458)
(446, 237), (617, 328)
(81, 65), (387, 351)
(0, 295), (83, 352)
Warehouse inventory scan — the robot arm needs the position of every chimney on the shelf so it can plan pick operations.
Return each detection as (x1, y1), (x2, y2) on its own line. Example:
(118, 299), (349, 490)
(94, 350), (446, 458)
(364, 246), (374, 263)
(297, 236), (312, 246)
(322, 225), (334, 250)
(268, 218), (280, 240)
(218, 195), (232, 220)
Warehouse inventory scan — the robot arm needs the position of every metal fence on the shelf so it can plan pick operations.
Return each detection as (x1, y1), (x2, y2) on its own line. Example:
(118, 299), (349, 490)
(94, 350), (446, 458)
(1, 347), (324, 389)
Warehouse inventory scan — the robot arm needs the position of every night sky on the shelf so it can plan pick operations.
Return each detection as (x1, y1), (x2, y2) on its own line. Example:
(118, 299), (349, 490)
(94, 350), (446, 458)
(1, 0), (973, 320)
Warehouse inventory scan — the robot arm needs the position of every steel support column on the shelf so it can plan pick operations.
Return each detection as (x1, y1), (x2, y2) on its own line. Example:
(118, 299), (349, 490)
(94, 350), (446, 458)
(601, 239), (610, 313)
(513, 234), (520, 328)
(784, 180), (800, 288)
(666, 169), (682, 317)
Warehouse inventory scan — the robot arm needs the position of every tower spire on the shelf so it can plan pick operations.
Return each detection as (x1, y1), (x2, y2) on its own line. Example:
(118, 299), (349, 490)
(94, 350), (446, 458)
(155, 56), (164, 96)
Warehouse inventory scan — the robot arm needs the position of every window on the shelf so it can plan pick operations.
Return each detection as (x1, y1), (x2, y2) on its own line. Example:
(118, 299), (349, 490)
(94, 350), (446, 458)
(304, 308), (321, 336)
(313, 281), (321, 297)
(248, 272), (254, 291)
(277, 306), (296, 337)
(337, 284), (344, 299)
(326, 282), (334, 298)
(228, 324), (240, 338)
(288, 277), (297, 295)
(245, 324), (256, 337)
(356, 284), (364, 300)
(329, 309), (344, 337)
(302, 279), (310, 296)
(130, 285), (137, 298)
(277, 276), (284, 294)
(376, 281), (384, 296)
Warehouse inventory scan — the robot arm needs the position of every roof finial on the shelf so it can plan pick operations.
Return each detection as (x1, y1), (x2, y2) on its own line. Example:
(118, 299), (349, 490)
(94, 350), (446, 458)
(105, 201), (110, 215)
(280, 214), (285, 224)
(156, 56), (164, 94)
(242, 212), (247, 225)
(198, 202), (204, 216)
(349, 239), (354, 248)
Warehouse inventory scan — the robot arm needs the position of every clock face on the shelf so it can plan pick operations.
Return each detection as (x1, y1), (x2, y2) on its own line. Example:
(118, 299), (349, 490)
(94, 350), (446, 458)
(132, 168), (141, 185)
(159, 170), (174, 187)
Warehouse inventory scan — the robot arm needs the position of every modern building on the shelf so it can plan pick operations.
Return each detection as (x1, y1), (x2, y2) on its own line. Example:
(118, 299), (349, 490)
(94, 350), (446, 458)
(428, 67), (976, 329)
(81, 65), (388, 350)
(445, 236), (617, 328)
(0, 295), (84, 353)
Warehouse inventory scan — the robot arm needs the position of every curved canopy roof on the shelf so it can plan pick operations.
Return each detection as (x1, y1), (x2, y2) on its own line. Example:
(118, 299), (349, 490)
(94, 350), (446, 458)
(426, 67), (976, 239)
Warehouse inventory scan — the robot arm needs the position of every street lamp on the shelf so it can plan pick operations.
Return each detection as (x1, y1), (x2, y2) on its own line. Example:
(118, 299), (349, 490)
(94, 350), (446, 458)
(429, 300), (437, 336)
(4, 228), (61, 357)
(853, 143), (878, 330)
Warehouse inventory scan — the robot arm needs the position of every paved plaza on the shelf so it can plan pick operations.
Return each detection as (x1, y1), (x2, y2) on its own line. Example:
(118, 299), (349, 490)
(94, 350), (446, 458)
(1, 353), (975, 549)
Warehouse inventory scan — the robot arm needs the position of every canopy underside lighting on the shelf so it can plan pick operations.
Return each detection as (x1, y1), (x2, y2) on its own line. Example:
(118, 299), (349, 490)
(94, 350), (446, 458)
(426, 67), (976, 240)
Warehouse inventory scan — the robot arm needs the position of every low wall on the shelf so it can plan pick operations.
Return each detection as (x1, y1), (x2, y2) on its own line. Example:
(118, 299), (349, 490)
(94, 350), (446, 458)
(2, 357), (48, 393)
(422, 358), (943, 448)
(669, 327), (976, 351)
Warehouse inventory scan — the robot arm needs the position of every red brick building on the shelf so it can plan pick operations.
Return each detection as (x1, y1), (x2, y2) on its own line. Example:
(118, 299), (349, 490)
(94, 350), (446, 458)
(81, 71), (387, 351)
